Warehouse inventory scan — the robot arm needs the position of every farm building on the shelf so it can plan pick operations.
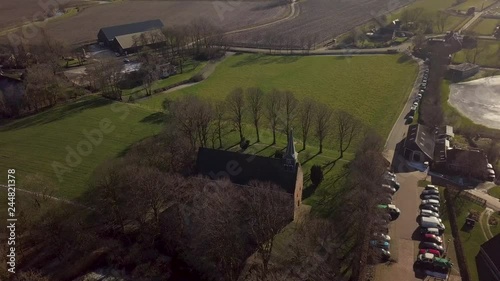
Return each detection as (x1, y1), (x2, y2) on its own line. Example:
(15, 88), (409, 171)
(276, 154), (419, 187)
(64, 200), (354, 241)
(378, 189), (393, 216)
(476, 234), (500, 281)
(97, 19), (164, 47)
(447, 63), (479, 81)
(403, 124), (436, 163)
(196, 131), (303, 220)
(111, 30), (166, 55)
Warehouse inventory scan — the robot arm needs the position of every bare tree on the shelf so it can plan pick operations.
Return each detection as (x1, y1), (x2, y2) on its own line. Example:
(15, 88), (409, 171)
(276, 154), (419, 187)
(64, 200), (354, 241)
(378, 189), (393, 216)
(246, 87), (264, 142)
(244, 182), (294, 280)
(298, 98), (315, 151)
(265, 90), (284, 144)
(314, 103), (333, 153)
(24, 63), (61, 111)
(283, 91), (298, 135)
(226, 88), (246, 141)
(436, 11), (451, 33)
(137, 46), (161, 96)
(213, 101), (227, 148)
(334, 110), (362, 159)
(194, 98), (214, 148)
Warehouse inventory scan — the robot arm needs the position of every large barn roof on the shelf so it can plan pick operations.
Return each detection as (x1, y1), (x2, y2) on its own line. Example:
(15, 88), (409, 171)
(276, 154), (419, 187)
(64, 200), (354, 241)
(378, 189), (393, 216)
(99, 19), (164, 42)
(114, 30), (165, 50)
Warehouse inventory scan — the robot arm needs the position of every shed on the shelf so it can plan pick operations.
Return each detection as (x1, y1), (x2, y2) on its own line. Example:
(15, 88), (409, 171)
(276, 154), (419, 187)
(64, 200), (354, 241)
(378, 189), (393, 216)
(447, 63), (479, 81)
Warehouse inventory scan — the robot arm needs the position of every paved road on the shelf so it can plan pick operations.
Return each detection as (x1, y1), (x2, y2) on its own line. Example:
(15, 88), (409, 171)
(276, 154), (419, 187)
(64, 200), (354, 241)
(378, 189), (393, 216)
(377, 56), (462, 281)
(467, 188), (500, 211)
(459, 11), (485, 33)
(376, 55), (427, 281)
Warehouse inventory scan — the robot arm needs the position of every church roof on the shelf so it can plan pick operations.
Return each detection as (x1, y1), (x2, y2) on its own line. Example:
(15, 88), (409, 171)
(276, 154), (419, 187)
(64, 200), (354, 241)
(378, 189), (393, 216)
(196, 148), (298, 194)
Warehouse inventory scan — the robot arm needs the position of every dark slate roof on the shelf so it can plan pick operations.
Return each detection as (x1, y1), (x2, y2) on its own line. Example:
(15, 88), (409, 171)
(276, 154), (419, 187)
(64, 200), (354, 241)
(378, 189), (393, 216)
(448, 63), (478, 72)
(479, 234), (500, 270)
(98, 20), (164, 42)
(196, 148), (298, 194)
(446, 149), (488, 167)
(405, 124), (436, 160)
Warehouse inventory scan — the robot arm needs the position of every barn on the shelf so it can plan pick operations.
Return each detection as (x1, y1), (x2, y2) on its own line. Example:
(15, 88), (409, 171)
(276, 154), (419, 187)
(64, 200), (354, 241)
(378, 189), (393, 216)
(97, 19), (164, 48)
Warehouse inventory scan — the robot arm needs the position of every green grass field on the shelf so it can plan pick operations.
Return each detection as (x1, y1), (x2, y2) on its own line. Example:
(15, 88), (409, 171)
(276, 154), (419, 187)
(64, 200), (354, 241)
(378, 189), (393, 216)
(470, 18), (500, 35)
(452, 40), (500, 67)
(439, 190), (486, 281)
(454, 0), (497, 11)
(0, 96), (162, 199)
(140, 54), (418, 139)
(121, 61), (207, 98)
(0, 54), (417, 201)
(487, 186), (500, 199)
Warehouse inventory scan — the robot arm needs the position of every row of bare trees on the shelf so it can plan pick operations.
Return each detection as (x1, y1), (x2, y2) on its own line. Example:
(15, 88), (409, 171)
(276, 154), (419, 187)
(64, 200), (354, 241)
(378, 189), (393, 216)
(168, 88), (362, 157)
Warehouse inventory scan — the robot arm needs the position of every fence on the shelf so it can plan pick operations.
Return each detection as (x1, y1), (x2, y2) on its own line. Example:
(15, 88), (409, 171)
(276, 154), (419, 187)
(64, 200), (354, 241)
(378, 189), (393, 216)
(446, 185), (486, 207)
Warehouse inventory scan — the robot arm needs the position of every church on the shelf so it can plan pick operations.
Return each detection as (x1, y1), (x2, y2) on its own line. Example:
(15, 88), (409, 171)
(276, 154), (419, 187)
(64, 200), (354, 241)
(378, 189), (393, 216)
(196, 131), (304, 220)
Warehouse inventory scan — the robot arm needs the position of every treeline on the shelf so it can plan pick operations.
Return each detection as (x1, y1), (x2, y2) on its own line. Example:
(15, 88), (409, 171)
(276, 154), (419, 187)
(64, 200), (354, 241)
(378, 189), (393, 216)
(166, 88), (362, 158)
(0, 32), (89, 118)
(0, 124), (390, 281)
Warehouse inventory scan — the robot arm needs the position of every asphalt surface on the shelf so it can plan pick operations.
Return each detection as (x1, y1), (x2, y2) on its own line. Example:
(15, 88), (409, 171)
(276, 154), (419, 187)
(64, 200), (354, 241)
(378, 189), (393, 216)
(377, 57), (463, 280)
(376, 56), (427, 281)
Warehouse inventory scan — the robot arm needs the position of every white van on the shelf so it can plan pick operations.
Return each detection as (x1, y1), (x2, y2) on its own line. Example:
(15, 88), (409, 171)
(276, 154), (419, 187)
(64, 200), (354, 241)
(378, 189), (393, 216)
(419, 216), (445, 231)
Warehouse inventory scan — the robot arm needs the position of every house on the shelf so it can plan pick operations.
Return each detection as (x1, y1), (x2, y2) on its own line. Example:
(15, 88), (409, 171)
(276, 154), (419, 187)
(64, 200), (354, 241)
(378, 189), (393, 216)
(403, 124), (436, 163)
(111, 30), (166, 55)
(447, 63), (479, 81)
(97, 19), (164, 47)
(196, 131), (303, 220)
(476, 234), (500, 281)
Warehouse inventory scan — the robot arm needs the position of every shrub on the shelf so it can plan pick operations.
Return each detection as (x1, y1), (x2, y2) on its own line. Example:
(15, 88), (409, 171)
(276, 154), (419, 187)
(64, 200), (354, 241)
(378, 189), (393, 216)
(274, 150), (284, 159)
(189, 73), (204, 83)
(240, 138), (250, 150)
(311, 165), (324, 186)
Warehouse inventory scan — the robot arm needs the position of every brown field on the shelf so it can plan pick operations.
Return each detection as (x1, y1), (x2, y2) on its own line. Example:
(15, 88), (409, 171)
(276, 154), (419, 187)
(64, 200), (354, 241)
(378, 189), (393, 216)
(227, 0), (415, 47)
(0, 0), (289, 45)
(0, 0), (83, 30)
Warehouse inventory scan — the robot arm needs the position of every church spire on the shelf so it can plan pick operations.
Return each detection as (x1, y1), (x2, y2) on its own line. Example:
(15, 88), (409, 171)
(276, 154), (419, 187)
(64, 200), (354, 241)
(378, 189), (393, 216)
(284, 129), (298, 163)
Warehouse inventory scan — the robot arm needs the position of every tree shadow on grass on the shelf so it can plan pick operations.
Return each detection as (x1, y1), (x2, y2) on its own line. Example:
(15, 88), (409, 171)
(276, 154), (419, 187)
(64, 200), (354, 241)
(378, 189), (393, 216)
(0, 97), (113, 131)
(139, 112), (168, 125)
(301, 151), (320, 166)
(230, 54), (300, 68)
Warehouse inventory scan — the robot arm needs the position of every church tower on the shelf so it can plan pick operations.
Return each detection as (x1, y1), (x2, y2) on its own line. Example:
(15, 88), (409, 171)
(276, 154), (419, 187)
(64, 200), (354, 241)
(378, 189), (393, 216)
(283, 129), (298, 171)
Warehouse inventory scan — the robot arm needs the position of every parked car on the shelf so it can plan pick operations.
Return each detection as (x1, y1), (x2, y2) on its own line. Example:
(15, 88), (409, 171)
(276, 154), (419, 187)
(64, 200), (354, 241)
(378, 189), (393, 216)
(420, 204), (439, 213)
(422, 195), (440, 201)
(422, 189), (439, 196)
(433, 257), (453, 269)
(416, 252), (435, 265)
(410, 105), (417, 111)
(378, 204), (400, 220)
(373, 233), (391, 241)
(374, 247), (391, 260)
(419, 242), (444, 255)
(382, 184), (397, 194)
(419, 216), (445, 231)
(423, 234), (443, 244)
(419, 248), (441, 257)
(420, 209), (440, 218)
(386, 171), (397, 178)
(425, 185), (438, 191)
(421, 199), (440, 207)
(487, 163), (493, 169)
(370, 240), (390, 250)
(420, 227), (442, 236)
(406, 115), (414, 124)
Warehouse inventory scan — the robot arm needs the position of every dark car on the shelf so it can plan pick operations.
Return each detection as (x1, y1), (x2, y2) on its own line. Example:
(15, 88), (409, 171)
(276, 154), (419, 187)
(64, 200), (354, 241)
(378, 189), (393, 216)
(421, 195), (440, 201)
(422, 189), (439, 196)
(420, 204), (440, 213)
(406, 116), (414, 124)
(419, 242), (444, 254)
(423, 234), (443, 244)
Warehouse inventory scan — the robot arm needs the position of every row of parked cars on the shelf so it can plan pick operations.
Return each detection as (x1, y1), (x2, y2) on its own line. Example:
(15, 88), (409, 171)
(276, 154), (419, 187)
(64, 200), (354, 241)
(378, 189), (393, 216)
(370, 171), (401, 260)
(416, 185), (453, 273)
(407, 67), (429, 124)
